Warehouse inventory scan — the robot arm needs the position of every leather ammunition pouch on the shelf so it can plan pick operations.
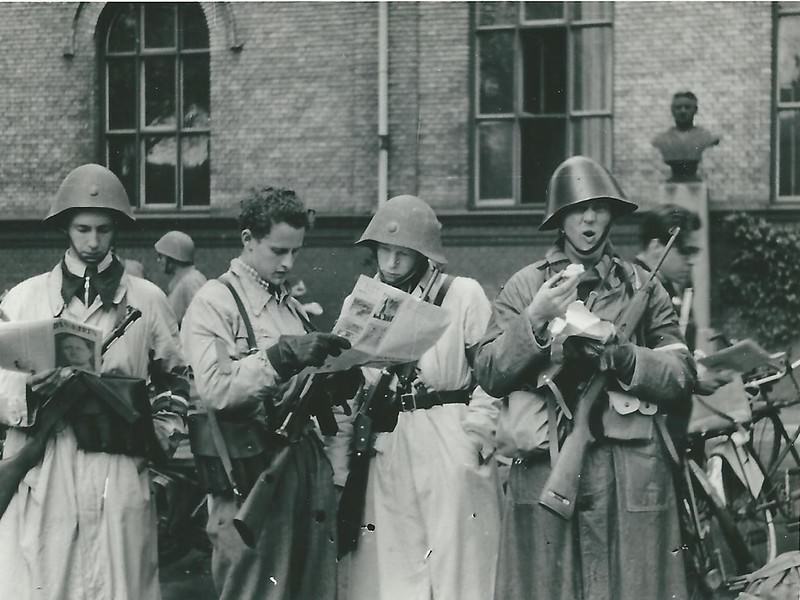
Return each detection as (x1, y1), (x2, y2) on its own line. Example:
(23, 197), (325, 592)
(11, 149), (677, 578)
(187, 412), (274, 496)
(62, 372), (165, 463)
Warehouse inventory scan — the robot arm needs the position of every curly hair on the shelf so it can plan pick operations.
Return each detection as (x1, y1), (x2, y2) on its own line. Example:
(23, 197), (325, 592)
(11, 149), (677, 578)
(238, 187), (310, 238)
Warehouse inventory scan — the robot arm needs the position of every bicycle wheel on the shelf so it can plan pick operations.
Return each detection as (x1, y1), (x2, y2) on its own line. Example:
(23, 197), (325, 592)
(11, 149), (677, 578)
(750, 410), (781, 476)
(685, 459), (777, 594)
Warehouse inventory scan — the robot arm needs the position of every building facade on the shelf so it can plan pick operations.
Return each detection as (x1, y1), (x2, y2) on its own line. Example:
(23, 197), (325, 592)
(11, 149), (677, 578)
(0, 1), (793, 327)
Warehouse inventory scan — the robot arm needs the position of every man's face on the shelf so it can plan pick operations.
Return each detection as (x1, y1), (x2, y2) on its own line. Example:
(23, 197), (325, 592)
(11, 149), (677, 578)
(241, 221), (305, 286)
(561, 199), (612, 254)
(67, 210), (116, 266)
(649, 230), (700, 290)
(671, 97), (697, 129)
(156, 254), (175, 276)
(376, 243), (422, 285)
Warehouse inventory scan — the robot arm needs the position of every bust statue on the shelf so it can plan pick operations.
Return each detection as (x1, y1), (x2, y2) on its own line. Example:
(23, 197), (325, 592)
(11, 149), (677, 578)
(652, 91), (720, 182)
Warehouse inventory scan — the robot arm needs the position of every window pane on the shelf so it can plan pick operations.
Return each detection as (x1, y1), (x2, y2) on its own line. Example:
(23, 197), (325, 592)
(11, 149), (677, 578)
(524, 1), (564, 21)
(107, 4), (137, 52)
(572, 117), (612, 166)
(182, 136), (210, 206)
(181, 3), (209, 49)
(145, 136), (176, 204)
(477, 1), (517, 26)
(478, 122), (513, 200)
(778, 15), (800, 104)
(572, 26), (612, 111)
(108, 136), (137, 207)
(478, 32), (514, 114)
(570, 1), (612, 21)
(779, 110), (800, 196)
(144, 3), (175, 48)
(521, 119), (565, 204)
(145, 57), (176, 127)
(522, 29), (567, 114)
(108, 59), (136, 130)
(183, 55), (210, 128)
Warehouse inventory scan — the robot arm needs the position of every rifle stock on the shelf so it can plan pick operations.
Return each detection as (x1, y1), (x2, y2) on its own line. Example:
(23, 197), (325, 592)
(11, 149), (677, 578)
(538, 227), (682, 520)
(538, 373), (607, 518)
(233, 443), (292, 548)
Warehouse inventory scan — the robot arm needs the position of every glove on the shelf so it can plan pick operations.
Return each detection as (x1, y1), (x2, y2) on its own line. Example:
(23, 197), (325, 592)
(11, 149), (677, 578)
(601, 342), (636, 383)
(266, 333), (352, 379)
(569, 337), (636, 383)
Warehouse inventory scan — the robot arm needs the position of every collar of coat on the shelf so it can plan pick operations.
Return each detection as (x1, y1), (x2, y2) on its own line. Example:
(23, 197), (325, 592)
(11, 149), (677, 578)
(46, 257), (130, 318)
(539, 243), (632, 287)
(60, 251), (124, 309)
(227, 258), (292, 317)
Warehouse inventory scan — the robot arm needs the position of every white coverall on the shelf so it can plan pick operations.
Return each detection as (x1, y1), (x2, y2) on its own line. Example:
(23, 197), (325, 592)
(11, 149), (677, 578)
(336, 272), (503, 600)
(0, 252), (185, 600)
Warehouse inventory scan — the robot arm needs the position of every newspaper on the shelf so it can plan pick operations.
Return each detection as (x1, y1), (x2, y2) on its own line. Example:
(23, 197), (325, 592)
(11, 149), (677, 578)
(306, 274), (451, 374)
(0, 317), (102, 373)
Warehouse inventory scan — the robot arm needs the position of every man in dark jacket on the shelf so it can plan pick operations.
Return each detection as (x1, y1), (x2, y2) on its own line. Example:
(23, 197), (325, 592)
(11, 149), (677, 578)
(474, 156), (696, 600)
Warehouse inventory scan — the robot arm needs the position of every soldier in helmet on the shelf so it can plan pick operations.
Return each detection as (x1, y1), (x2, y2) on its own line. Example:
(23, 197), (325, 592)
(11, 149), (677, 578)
(0, 164), (189, 599)
(474, 156), (696, 600)
(338, 194), (503, 600)
(154, 230), (207, 324)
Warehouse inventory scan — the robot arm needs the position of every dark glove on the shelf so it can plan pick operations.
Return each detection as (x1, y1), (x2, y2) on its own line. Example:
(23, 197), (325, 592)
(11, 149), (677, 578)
(601, 343), (636, 384)
(569, 337), (636, 383)
(266, 333), (352, 379)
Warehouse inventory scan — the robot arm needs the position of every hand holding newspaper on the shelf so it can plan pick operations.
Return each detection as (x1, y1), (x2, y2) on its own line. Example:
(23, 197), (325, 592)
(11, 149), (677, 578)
(305, 275), (451, 374)
(0, 317), (102, 374)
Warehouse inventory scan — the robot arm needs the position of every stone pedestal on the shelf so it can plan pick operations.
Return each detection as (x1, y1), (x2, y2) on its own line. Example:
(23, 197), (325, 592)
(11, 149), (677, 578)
(656, 182), (712, 352)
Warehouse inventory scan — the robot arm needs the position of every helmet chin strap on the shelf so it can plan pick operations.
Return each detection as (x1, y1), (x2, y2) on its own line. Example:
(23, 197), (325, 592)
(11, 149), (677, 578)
(563, 222), (611, 259)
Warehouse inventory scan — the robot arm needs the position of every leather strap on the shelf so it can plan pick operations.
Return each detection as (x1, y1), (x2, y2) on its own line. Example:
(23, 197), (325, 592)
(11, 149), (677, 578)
(654, 414), (681, 466)
(398, 388), (470, 412)
(219, 277), (257, 351)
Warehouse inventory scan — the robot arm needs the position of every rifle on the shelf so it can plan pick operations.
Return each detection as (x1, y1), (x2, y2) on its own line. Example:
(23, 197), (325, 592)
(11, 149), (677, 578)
(0, 306), (142, 519)
(336, 265), (443, 558)
(538, 228), (681, 520)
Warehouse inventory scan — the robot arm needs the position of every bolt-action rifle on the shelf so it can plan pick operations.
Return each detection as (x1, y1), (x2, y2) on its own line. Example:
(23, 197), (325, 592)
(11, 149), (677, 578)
(538, 228), (681, 520)
(0, 306), (142, 519)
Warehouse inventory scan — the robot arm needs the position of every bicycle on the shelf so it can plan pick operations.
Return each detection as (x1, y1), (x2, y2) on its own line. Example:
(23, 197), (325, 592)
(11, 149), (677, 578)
(679, 353), (800, 596)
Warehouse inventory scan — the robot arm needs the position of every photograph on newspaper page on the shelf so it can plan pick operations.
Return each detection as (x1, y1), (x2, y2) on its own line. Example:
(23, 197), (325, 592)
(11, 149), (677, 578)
(0, 317), (102, 373)
(308, 275), (451, 373)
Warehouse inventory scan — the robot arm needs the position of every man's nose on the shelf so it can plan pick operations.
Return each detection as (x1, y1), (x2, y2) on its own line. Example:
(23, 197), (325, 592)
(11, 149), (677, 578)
(281, 252), (295, 270)
(583, 208), (596, 223)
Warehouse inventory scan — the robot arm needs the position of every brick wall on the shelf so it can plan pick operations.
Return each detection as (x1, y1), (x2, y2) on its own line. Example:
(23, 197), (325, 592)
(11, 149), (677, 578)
(615, 1), (773, 207)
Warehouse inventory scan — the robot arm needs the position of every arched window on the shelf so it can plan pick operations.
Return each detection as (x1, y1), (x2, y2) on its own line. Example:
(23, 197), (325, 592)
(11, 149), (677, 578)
(101, 3), (210, 209)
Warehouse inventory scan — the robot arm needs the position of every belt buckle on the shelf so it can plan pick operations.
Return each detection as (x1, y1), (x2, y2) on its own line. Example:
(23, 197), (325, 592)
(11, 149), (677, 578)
(400, 390), (417, 412)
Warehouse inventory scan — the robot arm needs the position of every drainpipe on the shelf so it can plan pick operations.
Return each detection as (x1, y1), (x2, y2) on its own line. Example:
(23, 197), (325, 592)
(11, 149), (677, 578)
(378, 0), (389, 205)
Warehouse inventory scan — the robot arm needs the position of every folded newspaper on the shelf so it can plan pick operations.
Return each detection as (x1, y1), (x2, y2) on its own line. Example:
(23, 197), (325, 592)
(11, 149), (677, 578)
(0, 317), (102, 373)
(306, 274), (451, 374)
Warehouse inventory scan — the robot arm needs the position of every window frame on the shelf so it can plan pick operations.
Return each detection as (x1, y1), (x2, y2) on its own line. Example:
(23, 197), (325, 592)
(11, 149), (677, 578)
(473, 1), (614, 208)
(774, 1), (800, 202)
(100, 3), (210, 211)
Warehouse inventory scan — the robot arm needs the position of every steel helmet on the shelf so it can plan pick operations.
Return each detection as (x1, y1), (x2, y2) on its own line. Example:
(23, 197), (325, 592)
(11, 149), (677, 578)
(356, 195), (447, 265)
(155, 230), (195, 263)
(539, 156), (636, 231)
(44, 164), (134, 225)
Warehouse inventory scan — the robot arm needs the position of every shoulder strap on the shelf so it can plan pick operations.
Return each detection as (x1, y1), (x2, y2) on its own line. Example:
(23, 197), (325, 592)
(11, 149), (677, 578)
(431, 273), (453, 307)
(219, 276), (257, 351)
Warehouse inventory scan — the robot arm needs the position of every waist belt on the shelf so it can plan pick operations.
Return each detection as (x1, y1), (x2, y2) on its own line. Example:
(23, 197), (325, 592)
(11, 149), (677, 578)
(398, 389), (470, 412)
